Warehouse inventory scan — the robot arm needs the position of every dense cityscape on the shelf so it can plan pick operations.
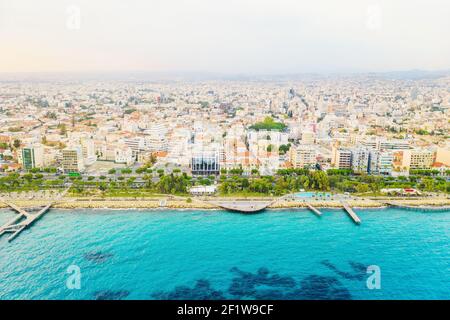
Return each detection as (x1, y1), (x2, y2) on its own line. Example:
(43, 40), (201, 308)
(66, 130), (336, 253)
(0, 74), (449, 197)
(1, 0), (449, 304)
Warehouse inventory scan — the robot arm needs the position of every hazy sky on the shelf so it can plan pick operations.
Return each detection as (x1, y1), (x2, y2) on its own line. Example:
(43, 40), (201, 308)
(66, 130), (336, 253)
(0, 0), (449, 73)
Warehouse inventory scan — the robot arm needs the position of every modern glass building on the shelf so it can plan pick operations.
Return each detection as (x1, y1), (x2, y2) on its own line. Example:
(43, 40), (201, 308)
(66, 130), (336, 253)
(191, 151), (220, 176)
(21, 148), (36, 170)
(20, 145), (44, 170)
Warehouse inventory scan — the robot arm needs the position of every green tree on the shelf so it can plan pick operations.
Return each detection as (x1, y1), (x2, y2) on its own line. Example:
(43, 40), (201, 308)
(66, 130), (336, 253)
(13, 139), (21, 149)
(279, 144), (291, 155)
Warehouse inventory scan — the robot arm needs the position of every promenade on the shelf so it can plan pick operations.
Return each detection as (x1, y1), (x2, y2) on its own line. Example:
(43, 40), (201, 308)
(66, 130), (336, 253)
(0, 196), (448, 210)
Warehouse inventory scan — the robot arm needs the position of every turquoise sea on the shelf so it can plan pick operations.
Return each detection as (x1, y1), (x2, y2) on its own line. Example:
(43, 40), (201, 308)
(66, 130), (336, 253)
(0, 208), (449, 300)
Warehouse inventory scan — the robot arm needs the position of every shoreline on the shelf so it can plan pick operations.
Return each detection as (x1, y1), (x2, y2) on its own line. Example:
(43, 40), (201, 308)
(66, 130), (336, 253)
(0, 197), (449, 210)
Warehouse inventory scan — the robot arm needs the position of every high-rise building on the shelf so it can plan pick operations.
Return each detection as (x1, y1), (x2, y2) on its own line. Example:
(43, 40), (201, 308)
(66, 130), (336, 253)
(289, 145), (316, 168)
(80, 137), (97, 166)
(19, 144), (44, 170)
(352, 148), (371, 173)
(331, 148), (352, 170)
(61, 147), (85, 172)
(368, 149), (379, 174)
(408, 149), (435, 169)
(393, 148), (436, 171)
(377, 150), (394, 175)
(145, 123), (168, 152)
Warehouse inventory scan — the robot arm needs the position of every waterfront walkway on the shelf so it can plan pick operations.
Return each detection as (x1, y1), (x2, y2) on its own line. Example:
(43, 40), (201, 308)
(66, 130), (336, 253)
(210, 200), (276, 213)
(206, 193), (361, 216)
(384, 201), (450, 212)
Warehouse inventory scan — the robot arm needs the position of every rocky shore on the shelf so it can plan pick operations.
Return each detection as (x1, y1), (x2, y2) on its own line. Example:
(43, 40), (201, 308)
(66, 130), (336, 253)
(0, 197), (448, 210)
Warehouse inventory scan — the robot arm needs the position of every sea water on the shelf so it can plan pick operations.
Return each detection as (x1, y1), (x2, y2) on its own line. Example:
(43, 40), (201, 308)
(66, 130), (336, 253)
(0, 208), (449, 300)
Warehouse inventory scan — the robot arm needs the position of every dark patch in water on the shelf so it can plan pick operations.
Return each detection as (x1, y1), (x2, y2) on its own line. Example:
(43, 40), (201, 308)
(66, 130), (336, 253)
(94, 290), (130, 300)
(295, 275), (352, 300)
(321, 260), (366, 281)
(150, 267), (352, 300)
(84, 251), (114, 264)
(228, 267), (296, 298)
(251, 275), (352, 300)
(152, 279), (225, 300)
(253, 289), (288, 300)
(349, 261), (367, 274)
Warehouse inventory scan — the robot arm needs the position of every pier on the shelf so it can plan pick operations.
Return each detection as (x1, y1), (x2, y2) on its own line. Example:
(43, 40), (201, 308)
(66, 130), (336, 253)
(341, 201), (361, 224)
(306, 203), (322, 216)
(210, 200), (275, 213)
(384, 201), (450, 212)
(0, 187), (70, 242)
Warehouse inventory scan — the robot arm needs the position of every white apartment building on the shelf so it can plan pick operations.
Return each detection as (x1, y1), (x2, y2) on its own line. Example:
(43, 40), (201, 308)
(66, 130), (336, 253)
(114, 146), (134, 166)
(378, 139), (410, 150)
(301, 131), (316, 145)
(376, 150), (394, 175)
(123, 137), (146, 160)
(144, 123), (169, 152)
(80, 137), (97, 166)
(247, 130), (289, 147)
(361, 137), (410, 150)
(352, 147), (371, 173)
(365, 149), (394, 175)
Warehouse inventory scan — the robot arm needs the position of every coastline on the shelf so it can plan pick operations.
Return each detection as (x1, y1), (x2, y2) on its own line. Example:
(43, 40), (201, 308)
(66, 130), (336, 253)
(0, 197), (449, 210)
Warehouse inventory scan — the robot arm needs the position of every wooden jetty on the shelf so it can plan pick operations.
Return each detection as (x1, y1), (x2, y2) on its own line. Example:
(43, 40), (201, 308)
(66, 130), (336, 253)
(306, 203), (322, 216)
(341, 201), (361, 224)
(0, 187), (70, 242)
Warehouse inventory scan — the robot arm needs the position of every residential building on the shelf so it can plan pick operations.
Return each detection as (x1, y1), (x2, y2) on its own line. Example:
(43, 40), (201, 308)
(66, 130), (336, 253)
(61, 147), (85, 172)
(352, 147), (371, 173)
(289, 145), (316, 168)
(331, 147), (352, 170)
(408, 149), (435, 169)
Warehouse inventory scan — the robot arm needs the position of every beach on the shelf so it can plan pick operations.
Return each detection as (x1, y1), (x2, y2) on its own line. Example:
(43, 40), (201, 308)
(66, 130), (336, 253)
(0, 196), (448, 210)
